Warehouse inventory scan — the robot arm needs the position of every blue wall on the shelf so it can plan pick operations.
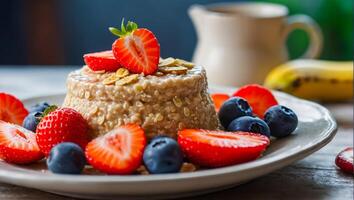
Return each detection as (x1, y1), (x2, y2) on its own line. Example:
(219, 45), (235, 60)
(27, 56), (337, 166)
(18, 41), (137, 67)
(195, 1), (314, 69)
(0, 0), (241, 65)
(0, 0), (26, 65)
(0, 0), (351, 65)
(56, 0), (242, 65)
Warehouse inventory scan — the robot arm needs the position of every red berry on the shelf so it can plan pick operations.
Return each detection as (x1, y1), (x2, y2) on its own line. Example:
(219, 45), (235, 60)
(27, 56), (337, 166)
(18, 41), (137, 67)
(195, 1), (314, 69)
(0, 120), (43, 164)
(178, 129), (269, 168)
(36, 108), (89, 156)
(0, 93), (28, 125)
(85, 124), (146, 174)
(233, 84), (278, 118)
(211, 93), (230, 112)
(335, 147), (353, 174)
(83, 50), (121, 72)
(110, 20), (160, 75)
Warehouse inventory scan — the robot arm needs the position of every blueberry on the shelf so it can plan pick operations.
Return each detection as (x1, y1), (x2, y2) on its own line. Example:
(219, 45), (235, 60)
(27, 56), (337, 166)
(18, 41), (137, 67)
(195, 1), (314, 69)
(264, 105), (298, 138)
(227, 116), (270, 137)
(29, 102), (50, 113)
(218, 97), (253, 129)
(47, 142), (86, 174)
(143, 136), (183, 174)
(22, 112), (42, 132)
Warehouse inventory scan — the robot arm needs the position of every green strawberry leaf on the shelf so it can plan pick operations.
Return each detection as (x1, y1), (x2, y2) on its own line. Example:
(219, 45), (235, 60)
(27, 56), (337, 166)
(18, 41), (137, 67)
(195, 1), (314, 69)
(121, 18), (126, 33)
(109, 27), (122, 37)
(126, 21), (132, 32)
(42, 105), (58, 117)
(131, 22), (138, 30)
(109, 18), (138, 38)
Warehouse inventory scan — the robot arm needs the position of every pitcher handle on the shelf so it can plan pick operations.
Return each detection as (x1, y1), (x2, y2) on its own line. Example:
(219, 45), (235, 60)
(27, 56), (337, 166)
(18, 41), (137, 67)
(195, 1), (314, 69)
(283, 14), (323, 59)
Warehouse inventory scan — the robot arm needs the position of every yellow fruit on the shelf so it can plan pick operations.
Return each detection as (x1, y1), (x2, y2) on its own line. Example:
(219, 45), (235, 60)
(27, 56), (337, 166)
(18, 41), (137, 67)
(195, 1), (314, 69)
(264, 59), (353, 102)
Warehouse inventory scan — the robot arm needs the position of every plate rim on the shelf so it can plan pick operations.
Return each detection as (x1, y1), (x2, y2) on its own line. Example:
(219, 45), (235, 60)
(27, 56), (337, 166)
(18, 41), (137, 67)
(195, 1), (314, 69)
(0, 91), (337, 184)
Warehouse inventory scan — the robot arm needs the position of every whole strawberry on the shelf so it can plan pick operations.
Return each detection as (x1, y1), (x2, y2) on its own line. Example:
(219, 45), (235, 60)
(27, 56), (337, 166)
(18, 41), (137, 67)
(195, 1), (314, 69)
(36, 107), (89, 156)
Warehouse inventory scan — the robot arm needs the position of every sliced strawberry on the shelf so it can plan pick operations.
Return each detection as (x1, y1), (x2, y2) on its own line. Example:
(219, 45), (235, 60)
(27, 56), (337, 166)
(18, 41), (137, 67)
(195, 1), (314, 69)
(335, 147), (353, 174)
(0, 93), (28, 125)
(36, 107), (89, 156)
(233, 84), (278, 118)
(0, 120), (43, 164)
(110, 20), (160, 75)
(83, 50), (121, 72)
(85, 124), (146, 174)
(211, 93), (230, 112)
(178, 129), (269, 168)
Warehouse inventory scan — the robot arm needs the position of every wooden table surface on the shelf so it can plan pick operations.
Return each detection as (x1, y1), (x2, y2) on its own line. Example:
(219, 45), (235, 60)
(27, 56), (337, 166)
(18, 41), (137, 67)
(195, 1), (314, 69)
(0, 67), (353, 200)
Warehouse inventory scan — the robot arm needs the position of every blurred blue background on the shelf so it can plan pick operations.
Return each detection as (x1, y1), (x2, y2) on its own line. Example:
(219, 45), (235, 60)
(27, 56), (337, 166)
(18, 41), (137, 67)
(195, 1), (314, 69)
(0, 0), (352, 65)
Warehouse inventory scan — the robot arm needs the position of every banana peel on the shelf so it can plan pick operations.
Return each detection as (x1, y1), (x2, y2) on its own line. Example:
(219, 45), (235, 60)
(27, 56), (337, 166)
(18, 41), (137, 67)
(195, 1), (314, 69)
(264, 59), (353, 102)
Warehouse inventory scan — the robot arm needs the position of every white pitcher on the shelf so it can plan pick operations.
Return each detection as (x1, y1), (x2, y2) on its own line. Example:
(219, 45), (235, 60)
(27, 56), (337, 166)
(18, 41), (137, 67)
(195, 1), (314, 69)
(189, 2), (323, 86)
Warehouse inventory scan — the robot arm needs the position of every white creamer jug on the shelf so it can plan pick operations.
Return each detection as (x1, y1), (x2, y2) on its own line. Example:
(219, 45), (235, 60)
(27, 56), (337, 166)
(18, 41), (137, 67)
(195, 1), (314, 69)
(189, 2), (323, 86)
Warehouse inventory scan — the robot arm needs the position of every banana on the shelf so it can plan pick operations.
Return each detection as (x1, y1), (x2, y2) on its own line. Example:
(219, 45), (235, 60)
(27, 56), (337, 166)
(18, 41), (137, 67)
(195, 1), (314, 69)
(264, 59), (353, 102)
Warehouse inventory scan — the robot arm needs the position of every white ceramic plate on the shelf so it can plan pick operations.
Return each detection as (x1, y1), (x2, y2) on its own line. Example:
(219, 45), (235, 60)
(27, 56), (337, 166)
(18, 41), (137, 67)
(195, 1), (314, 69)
(0, 87), (337, 200)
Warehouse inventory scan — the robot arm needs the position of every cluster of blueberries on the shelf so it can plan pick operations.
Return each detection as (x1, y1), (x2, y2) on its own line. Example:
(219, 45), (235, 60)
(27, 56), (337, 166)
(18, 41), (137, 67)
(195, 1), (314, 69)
(219, 97), (298, 138)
